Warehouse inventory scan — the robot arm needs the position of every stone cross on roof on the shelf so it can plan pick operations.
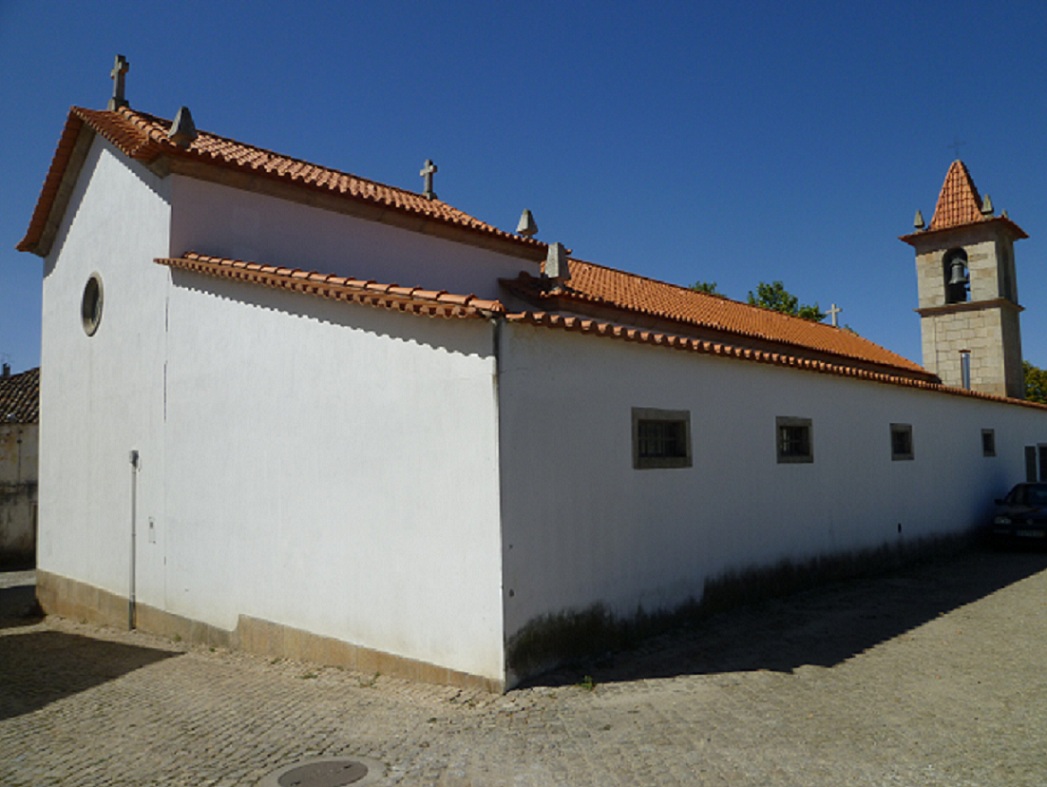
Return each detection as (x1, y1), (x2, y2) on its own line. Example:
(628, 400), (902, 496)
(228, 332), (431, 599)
(420, 159), (438, 200)
(827, 303), (842, 328)
(108, 54), (129, 111)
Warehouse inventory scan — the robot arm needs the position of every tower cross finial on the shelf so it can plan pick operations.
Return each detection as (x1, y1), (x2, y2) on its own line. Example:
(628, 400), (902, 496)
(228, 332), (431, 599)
(108, 54), (130, 111)
(947, 137), (966, 159)
(420, 159), (438, 200)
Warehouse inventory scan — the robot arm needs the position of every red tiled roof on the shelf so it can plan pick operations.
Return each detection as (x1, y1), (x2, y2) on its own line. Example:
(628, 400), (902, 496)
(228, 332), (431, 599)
(156, 253), (1030, 401)
(20, 106), (957, 390)
(503, 259), (933, 380)
(156, 253), (506, 320)
(159, 251), (951, 394)
(929, 160), (984, 231)
(0, 367), (40, 424)
(19, 106), (544, 257)
(900, 160), (1027, 244)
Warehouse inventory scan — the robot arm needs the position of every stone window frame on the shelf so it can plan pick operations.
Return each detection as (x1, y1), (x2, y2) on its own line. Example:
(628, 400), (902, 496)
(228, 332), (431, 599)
(890, 423), (914, 461)
(776, 416), (813, 464)
(81, 272), (104, 336)
(632, 407), (692, 470)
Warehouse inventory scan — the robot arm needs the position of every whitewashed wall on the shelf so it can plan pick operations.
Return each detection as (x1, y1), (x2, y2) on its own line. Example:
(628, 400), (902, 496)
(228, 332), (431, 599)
(160, 276), (505, 678)
(497, 323), (1047, 642)
(169, 176), (538, 300)
(37, 137), (171, 600)
(39, 139), (511, 679)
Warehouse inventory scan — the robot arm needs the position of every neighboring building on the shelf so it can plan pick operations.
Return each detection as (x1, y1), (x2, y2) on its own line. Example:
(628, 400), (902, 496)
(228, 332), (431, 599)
(17, 93), (1047, 690)
(0, 365), (40, 567)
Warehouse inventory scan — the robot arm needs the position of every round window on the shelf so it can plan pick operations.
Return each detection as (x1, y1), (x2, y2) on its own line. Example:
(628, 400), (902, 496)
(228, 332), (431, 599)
(81, 274), (104, 336)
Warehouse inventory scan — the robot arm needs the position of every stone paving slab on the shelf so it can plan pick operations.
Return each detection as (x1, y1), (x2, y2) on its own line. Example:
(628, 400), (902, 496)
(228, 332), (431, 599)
(2, 549), (1046, 785)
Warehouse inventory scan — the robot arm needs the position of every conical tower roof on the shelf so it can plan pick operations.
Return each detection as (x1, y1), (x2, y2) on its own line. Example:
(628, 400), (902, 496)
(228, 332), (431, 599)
(901, 160), (1027, 244)
(928, 160), (984, 231)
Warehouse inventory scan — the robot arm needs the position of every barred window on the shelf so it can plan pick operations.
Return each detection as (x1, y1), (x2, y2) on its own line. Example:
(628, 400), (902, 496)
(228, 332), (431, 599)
(632, 408), (691, 469)
(776, 417), (813, 463)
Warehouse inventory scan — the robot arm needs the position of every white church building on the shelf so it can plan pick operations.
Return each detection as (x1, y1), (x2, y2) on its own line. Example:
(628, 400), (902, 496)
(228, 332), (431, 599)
(18, 66), (1047, 690)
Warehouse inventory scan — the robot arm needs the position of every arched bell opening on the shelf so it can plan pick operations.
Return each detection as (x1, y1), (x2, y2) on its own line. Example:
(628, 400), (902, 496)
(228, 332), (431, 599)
(943, 248), (969, 304)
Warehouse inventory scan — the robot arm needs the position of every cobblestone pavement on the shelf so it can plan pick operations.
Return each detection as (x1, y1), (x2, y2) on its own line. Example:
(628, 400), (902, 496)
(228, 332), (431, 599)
(2, 550), (1047, 786)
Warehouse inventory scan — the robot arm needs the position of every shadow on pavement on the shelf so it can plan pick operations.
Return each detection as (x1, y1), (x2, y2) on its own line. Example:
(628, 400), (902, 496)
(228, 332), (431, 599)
(0, 583), (42, 630)
(527, 548), (1047, 688)
(0, 629), (182, 721)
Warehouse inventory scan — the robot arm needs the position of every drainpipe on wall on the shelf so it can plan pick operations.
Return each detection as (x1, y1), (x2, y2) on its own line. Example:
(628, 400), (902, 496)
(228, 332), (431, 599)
(129, 449), (139, 630)
(960, 350), (972, 390)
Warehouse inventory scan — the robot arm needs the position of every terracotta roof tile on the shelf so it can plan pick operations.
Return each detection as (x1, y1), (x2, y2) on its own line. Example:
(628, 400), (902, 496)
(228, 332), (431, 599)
(900, 161), (1027, 245)
(503, 259), (933, 380)
(20, 106), (544, 257)
(156, 252), (505, 320)
(0, 367), (40, 424)
(929, 160), (985, 231)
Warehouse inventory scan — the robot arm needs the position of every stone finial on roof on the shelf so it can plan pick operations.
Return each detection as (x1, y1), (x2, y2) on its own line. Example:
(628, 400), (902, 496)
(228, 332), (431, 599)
(420, 159), (438, 200)
(516, 209), (538, 238)
(545, 242), (571, 284)
(914, 209), (925, 230)
(981, 193), (994, 216)
(168, 106), (198, 149)
(108, 54), (130, 111)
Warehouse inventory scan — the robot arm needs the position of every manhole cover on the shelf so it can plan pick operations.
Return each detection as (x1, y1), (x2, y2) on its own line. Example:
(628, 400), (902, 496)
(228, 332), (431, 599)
(278, 760), (366, 787)
(259, 757), (381, 787)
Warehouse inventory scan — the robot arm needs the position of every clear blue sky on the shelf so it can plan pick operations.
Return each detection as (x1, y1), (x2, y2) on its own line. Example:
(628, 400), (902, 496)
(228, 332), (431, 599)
(2, 1), (1046, 374)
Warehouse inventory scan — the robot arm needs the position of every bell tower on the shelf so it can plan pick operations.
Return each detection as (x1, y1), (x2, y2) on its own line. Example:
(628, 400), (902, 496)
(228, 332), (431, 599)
(901, 160), (1026, 398)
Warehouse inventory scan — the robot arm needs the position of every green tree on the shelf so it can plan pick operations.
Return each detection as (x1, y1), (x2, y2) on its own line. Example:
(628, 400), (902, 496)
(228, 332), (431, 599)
(746, 280), (825, 322)
(690, 280), (720, 295)
(1025, 360), (1047, 404)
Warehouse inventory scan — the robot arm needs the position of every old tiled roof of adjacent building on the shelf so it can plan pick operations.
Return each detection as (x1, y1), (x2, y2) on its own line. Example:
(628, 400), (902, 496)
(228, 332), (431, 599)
(0, 367), (40, 424)
(18, 106), (546, 258)
(503, 258), (936, 381)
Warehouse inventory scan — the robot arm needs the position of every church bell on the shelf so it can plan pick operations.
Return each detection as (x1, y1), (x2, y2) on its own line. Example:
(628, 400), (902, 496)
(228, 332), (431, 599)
(948, 259), (969, 286)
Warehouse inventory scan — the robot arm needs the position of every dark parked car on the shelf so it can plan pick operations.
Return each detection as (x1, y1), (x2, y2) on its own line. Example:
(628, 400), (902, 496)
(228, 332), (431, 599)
(984, 482), (1047, 547)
